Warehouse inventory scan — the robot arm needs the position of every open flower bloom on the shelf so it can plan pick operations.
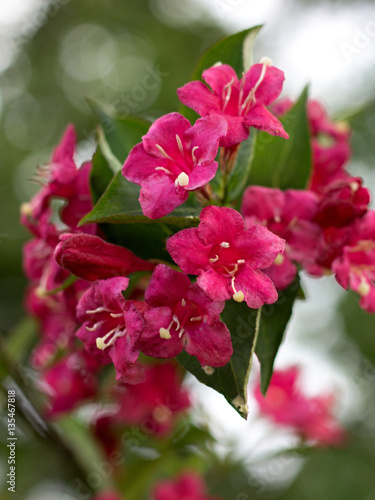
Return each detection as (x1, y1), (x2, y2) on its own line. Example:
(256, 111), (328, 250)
(177, 59), (288, 147)
(38, 350), (100, 418)
(241, 186), (320, 289)
(76, 277), (145, 384)
(167, 206), (284, 308)
(55, 233), (155, 281)
(153, 471), (221, 500)
(137, 264), (232, 367)
(254, 367), (345, 446)
(114, 362), (190, 436)
(122, 112), (227, 219)
(332, 210), (375, 312)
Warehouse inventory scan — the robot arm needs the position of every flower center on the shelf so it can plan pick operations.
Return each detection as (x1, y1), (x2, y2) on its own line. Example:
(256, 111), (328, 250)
(208, 242), (245, 302)
(159, 298), (203, 340)
(85, 307), (127, 351)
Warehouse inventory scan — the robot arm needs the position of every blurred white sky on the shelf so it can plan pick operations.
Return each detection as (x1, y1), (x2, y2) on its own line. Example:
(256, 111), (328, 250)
(1, 0), (373, 488)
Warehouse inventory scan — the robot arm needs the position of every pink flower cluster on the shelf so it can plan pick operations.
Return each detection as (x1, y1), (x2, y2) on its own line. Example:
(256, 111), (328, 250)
(241, 98), (375, 312)
(254, 367), (345, 446)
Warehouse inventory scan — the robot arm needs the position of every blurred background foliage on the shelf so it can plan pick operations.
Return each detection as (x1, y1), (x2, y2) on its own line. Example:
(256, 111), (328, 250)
(1, 0), (375, 499)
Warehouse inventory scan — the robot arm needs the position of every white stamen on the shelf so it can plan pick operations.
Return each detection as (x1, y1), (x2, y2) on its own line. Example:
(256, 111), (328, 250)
(20, 202), (32, 216)
(191, 146), (199, 165)
(222, 263), (239, 276)
(96, 327), (126, 350)
(155, 144), (173, 160)
(240, 57), (271, 115)
(110, 312), (123, 318)
(155, 166), (173, 175)
(173, 314), (181, 331)
(86, 320), (105, 332)
(274, 254), (284, 266)
(181, 298), (186, 306)
(176, 134), (184, 154)
(202, 366), (215, 375)
(190, 316), (202, 322)
(231, 277), (244, 302)
(350, 181), (359, 192)
(220, 242), (230, 248)
(159, 327), (172, 339)
(274, 215), (281, 223)
(222, 77), (235, 111)
(86, 306), (111, 315)
(175, 172), (189, 187)
(209, 255), (219, 263)
(213, 61), (222, 67)
(259, 56), (273, 67)
(358, 280), (371, 297)
(178, 327), (185, 339)
(237, 259), (245, 264)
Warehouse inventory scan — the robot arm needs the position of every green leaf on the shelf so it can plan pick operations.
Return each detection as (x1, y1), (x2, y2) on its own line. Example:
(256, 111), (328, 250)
(255, 275), (301, 395)
(81, 170), (202, 226)
(181, 26), (262, 122)
(90, 143), (117, 204)
(226, 131), (257, 204)
(247, 85), (312, 190)
(87, 98), (151, 164)
(177, 304), (261, 419)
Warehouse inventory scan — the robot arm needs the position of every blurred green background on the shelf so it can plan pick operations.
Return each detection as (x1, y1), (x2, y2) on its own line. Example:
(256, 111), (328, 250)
(1, 0), (375, 499)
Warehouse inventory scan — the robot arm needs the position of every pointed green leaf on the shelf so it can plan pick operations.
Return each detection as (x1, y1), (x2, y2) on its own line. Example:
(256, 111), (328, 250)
(87, 99), (151, 164)
(178, 303), (261, 419)
(90, 145), (114, 204)
(80, 171), (202, 227)
(255, 275), (301, 395)
(247, 85), (312, 190)
(181, 26), (262, 122)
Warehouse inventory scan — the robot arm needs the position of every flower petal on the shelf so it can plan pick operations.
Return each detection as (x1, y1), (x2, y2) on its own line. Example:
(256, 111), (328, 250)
(244, 104), (289, 139)
(185, 320), (233, 367)
(139, 173), (188, 219)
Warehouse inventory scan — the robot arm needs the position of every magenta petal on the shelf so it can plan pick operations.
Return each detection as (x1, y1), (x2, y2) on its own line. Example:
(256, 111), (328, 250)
(241, 186), (284, 221)
(166, 228), (209, 275)
(187, 161), (218, 190)
(243, 65), (285, 106)
(185, 321), (233, 367)
(122, 143), (164, 184)
(263, 258), (297, 291)
(235, 224), (285, 269)
(198, 206), (244, 245)
(138, 307), (183, 359)
(244, 104), (289, 139)
(109, 335), (145, 384)
(219, 114), (249, 147)
(142, 112), (191, 160)
(283, 190), (319, 221)
(202, 64), (239, 95)
(145, 264), (190, 307)
(235, 266), (278, 308)
(177, 81), (221, 116)
(52, 124), (76, 163)
(139, 173), (188, 219)
(184, 114), (227, 164)
(197, 267), (231, 302)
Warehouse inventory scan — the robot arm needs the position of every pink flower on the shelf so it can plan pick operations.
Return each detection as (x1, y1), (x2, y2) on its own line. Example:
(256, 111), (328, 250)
(38, 350), (99, 418)
(76, 277), (145, 384)
(166, 206), (284, 308)
(241, 186), (321, 289)
(153, 471), (221, 500)
(137, 264), (232, 367)
(314, 177), (370, 229)
(55, 233), (155, 281)
(332, 210), (375, 312)
(122, 112), (227, 219)
(254, 367), (345, 446)
(177, 60), (288, 147)
(114, 362), (190, 436)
